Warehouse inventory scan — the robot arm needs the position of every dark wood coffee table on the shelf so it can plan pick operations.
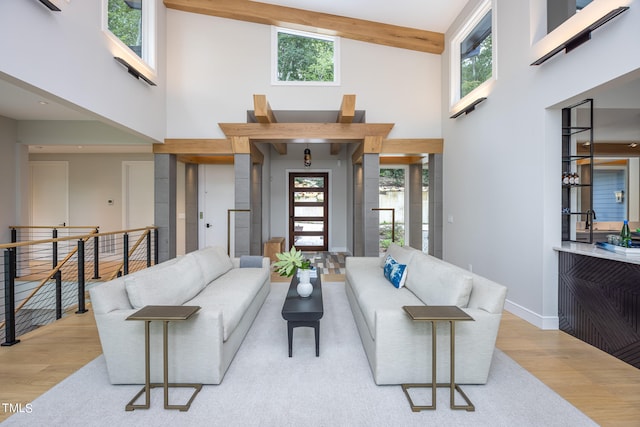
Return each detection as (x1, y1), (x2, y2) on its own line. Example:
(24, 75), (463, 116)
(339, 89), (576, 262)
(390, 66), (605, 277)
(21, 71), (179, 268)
(281, 274), (323, 357)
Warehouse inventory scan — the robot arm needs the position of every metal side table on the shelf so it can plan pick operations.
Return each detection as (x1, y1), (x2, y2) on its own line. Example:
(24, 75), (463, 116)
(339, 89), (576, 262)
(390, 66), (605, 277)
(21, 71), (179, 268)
(125, 305), (202, 412)
(401, 305), (475, 412)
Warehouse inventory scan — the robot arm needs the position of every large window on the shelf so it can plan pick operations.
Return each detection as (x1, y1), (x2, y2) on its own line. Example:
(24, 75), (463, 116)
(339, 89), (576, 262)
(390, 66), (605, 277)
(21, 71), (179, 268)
(272, 27), (340, 86)
(104, 0), (156, 69)
(450, 0), (495, 108)
(548, 0), (595, 33)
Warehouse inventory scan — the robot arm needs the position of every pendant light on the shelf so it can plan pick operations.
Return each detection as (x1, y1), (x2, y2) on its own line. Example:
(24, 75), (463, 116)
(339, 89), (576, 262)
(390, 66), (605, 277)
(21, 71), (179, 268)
(304, 146), (312, 168)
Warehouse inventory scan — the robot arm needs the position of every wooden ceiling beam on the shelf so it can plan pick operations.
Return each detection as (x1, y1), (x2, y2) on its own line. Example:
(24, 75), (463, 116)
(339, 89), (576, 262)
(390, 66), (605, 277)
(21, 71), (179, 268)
(381, 138), (443, 155)
(380, 156), (424, 165)
(253, 94), (287, 155)
(218, 123), (394, 140)
(154, 139), (232, 154)
(163, 0), (444, 54)
(177, 155), (234, 164)
(333, 94), (356, 155)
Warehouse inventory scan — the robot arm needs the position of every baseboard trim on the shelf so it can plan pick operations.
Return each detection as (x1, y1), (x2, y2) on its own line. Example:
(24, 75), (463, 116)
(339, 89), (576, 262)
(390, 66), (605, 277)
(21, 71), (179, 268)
(504, 299), (559, 330)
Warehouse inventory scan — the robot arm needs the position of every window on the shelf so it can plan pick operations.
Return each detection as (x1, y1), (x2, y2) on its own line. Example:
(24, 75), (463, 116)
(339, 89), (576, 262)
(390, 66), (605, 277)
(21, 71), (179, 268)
(460, 10), (492, 98)
(272, 27), (340, 86)
(450, 0), (495, 108)
(548, 0), (595, 33)
(104, 0), (156, 70)
(379, 167), (407, 253)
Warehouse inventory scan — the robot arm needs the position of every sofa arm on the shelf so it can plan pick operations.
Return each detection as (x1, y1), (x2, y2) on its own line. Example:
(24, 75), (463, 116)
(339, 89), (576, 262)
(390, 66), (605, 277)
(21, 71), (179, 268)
(373, 307), (503, 384)
(95, 306), (225, 384)
(89, 277), (132, 314)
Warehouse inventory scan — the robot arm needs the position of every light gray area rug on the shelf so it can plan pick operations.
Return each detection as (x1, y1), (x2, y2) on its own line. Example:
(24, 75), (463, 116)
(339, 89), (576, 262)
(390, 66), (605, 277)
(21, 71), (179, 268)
(3, 282), (597, 427)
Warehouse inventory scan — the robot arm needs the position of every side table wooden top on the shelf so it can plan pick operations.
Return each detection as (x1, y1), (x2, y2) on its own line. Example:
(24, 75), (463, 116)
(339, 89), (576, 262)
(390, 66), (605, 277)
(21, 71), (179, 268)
(402, 305), (474, 322)
(126, 305), (201, 321)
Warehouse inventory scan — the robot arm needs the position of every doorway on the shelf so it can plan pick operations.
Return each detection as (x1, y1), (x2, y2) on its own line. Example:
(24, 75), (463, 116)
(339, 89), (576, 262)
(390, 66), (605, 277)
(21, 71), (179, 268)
(200, 164), (235, 250)
(289, 172), (328, 251)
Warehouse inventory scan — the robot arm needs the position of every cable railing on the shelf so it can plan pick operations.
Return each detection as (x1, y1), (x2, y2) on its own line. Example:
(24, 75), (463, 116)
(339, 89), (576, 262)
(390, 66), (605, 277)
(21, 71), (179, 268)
(1, 226), (158, 346)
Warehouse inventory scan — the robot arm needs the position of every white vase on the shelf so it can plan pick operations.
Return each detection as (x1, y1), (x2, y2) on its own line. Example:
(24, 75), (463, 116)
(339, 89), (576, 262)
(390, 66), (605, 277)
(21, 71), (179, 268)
(297, 270), (313, 297)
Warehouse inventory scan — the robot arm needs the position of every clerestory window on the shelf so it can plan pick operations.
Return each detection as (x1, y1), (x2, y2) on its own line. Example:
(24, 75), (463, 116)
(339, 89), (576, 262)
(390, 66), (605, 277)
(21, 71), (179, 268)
(272, 27), (340, 86)
(104, 0), (156, 70)
(450, 0), (495, 109)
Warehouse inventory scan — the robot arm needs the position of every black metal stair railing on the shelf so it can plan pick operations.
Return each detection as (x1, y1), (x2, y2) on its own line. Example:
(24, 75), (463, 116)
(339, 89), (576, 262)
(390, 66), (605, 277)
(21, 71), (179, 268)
(1, 226), (158, 345)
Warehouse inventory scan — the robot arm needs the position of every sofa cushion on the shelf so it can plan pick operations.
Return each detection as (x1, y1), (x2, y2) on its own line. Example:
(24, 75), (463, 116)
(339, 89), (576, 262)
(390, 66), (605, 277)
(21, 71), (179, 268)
(125, 254), (206, 309)
(188, 267), (269, 341)
(405, 254), (473, 307)
(346, 257), (384, 299)
(357, 285), (423, 341)
(379, 242), (417, 268)
(191, 246), (234, 284)
(383, 255), (408, 288)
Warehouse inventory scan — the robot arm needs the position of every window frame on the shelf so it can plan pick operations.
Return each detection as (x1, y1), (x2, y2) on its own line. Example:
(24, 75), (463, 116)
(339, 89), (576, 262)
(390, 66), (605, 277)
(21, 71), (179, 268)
(271, 27), (341, 86)
(102, 0), (157, 75)
(449, 0), (496, 113)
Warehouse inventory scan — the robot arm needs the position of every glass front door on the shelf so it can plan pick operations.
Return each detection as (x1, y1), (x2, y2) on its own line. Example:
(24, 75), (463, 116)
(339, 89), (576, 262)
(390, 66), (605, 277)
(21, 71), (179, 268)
(289, 172), (328, 251)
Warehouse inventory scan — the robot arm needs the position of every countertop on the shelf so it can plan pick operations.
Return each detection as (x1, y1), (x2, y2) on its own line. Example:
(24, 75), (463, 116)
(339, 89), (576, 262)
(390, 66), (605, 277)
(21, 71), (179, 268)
(555, 241), (640, 265)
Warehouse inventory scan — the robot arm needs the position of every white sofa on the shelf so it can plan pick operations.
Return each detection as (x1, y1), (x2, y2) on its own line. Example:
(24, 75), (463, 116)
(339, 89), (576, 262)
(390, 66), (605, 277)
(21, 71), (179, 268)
(89, 246), (270, 385)
(345, 243), (507, 385)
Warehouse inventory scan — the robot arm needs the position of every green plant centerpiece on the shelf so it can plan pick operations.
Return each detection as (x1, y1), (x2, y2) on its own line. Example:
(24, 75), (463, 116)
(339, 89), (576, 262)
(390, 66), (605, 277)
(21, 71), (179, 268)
(273, 246), (311, 277)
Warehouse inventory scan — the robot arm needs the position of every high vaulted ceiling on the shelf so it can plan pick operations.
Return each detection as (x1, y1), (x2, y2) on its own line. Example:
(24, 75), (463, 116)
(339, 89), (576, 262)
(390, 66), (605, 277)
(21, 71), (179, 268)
(164, 0), (469, 53)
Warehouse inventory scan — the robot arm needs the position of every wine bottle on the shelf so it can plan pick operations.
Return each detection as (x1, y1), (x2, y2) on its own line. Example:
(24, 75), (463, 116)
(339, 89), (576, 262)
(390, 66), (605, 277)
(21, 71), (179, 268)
(620, 219), (632, 248)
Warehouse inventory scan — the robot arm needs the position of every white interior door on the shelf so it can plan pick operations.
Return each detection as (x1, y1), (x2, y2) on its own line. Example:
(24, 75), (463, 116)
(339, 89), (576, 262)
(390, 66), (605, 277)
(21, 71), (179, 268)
(200, 165), (234, 251)
(30, 161), (69, 257)
(30, 161), (69, 229)
(122, 161), (154, 229)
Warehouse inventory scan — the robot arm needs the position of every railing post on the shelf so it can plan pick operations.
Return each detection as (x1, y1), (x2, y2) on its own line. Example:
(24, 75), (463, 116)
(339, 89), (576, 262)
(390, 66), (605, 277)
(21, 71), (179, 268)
(75, 239), (88, 314)
(2, 248), (20, 346)
(55, 270), (62, 320)
(123, 233), (129, 275)
(146, 231), (151, 268)
(10, 228), (18, 278)
(92, 233), (100, 279)
(154, 228), (159, 265)
(52, 228), (58, 270)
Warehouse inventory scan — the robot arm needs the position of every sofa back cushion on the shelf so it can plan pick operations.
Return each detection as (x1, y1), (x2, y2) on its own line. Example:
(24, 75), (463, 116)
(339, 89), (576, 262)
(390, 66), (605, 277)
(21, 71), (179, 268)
(405, 253), (473, 307)
(191, 246), (234, 284)
(125, 254), (206, 309)
(379, 242), (417, 268)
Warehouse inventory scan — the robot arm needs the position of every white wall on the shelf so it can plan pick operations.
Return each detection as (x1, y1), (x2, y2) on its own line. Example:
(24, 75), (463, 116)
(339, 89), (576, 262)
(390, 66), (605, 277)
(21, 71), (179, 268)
(0, 0), (166, 142)
(0, 116), (18, 243)
(442, 0), (639, 328)
(29, 153), (154, 232)
(165, 11), (442, 138)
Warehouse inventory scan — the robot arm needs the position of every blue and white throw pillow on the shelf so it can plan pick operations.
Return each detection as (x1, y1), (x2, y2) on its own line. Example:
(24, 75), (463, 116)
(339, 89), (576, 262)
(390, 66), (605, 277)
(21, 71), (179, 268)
(383, 255), (408, 289)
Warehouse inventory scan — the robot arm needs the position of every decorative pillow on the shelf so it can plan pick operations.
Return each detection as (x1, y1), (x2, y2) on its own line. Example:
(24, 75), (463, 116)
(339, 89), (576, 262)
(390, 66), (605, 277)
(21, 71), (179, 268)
(383, 255), (408, 288)
(379, 242), (416, 268)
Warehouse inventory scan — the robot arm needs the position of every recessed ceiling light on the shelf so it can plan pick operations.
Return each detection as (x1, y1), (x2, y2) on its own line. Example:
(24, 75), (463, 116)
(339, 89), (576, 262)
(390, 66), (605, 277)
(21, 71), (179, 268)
(630, 143), (638, 148)
(39, 101), (48, 105)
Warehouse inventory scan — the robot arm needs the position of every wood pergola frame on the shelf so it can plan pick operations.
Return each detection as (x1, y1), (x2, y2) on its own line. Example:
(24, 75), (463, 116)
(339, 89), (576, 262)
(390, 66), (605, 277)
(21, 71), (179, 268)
(153, 95), (443, 164)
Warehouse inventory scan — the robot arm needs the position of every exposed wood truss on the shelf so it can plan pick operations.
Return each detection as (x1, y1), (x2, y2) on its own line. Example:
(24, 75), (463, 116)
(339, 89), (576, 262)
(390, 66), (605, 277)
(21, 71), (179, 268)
(153, 138), (264, 165)
(163, 0), (444, 54)
(253, 94), (286, 155)
(154, 94), (443, 165)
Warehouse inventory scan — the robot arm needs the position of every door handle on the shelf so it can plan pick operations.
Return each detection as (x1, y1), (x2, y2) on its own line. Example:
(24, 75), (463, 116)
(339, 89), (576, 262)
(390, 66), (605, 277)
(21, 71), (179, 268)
(206, 223), (212, 228)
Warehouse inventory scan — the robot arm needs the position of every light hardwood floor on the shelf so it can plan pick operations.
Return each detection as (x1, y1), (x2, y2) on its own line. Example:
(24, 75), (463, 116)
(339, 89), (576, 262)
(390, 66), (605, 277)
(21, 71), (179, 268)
(1, 290), (639, 425)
